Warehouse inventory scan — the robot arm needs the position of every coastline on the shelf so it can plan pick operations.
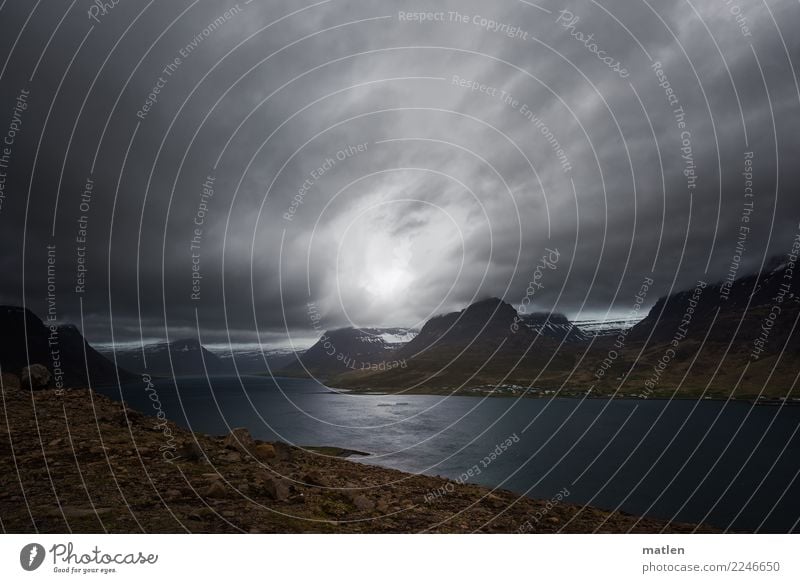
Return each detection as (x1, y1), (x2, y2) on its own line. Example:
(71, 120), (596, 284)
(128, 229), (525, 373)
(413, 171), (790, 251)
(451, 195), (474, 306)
(325, 381), (795, 404)
(0, 377), (714, 533)
(112, 373), (798, 405)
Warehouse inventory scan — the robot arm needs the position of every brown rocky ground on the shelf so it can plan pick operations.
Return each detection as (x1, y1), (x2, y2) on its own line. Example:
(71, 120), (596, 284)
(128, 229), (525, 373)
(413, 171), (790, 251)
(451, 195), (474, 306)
(0, 373), (712, 533)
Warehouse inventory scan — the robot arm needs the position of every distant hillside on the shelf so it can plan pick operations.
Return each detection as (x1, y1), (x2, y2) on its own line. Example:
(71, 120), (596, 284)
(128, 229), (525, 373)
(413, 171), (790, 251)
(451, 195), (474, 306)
(629, 258), (799, 351)
(9, 255), (789, 398)
(215, 347), (301, 375)
(593, 258), (800, 398)
(330, 260), (800, 399)
(280, 327), (407, 378)
(519, 312), (588, 342)
(398, 297), (536, 358)
(105, 338), (234, 377)
(332, 298), (576, 391)
(0, 306), (132, 387)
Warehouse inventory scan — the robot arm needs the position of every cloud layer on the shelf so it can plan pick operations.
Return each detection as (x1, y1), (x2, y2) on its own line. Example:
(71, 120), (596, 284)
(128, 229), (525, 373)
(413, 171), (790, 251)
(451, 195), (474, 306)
(0, 0), (798, 347)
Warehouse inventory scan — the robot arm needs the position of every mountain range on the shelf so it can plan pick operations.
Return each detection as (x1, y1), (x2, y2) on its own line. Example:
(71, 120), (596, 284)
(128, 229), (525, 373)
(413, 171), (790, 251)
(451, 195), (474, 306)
(104, 338), (234, 377)
(2, 258), (797, 399)
(305, 259), (800, 399)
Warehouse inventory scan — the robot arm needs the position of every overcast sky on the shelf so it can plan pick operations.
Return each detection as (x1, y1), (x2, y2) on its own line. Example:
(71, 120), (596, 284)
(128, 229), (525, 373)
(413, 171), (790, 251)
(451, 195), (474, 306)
(0, 0), (798, 347)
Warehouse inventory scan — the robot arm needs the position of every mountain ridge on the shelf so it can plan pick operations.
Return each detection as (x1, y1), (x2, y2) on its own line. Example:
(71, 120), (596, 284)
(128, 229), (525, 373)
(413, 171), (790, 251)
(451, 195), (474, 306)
(101, 338), (234, 377)
(0, 305), (133, 387)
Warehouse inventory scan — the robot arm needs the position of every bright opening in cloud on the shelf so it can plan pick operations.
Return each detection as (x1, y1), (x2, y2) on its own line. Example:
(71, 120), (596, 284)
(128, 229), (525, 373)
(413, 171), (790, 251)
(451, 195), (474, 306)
(362, 266), (412, 301)
(357, 236), (414, 304)
(313, 193), (472, 327)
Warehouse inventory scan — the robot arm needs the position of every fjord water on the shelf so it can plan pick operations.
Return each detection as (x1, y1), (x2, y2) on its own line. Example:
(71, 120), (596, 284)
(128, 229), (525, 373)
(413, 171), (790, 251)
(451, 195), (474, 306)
(98, 375), (800, 532)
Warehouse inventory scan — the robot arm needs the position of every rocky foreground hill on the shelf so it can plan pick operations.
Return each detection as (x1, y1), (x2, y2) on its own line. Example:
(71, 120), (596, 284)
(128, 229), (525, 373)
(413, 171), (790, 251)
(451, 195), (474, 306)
(0, 374), (708, 533)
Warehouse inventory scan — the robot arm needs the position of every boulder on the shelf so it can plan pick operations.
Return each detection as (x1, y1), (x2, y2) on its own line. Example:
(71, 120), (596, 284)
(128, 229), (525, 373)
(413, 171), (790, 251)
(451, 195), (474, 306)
(273, 441), (294, 461)
(303, 470), (328, 487)
(20, 364), (51, 389)
(223, 427), (254, 452)
(203, 480), (229, 498)
(222, 451), (242, 463)
(188, 508), (215, 521)
(176, 441), (205, 462)
(162, 489), (183, 502)
(252, 443), (276, 461)
(348, 493), (375, 511)
(261, 477), (290, 501)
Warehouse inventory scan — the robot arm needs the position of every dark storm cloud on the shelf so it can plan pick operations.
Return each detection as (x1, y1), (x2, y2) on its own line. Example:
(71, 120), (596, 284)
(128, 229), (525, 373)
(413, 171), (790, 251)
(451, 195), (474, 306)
(0, 0), (798, 346)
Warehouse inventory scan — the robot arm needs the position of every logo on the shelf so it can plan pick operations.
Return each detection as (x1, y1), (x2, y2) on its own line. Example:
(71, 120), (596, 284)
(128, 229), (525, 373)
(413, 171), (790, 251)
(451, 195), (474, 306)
(20, 543), (46, 571)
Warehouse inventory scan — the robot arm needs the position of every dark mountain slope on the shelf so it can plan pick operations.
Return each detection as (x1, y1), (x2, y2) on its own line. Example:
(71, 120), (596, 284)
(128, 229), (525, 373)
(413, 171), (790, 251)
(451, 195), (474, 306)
(398, 297), (536, 358)
(333, 298), (576, 391)
(629, 259), (799, 353)
(280, 327), (398, 378)
(0, 306), (132, 387)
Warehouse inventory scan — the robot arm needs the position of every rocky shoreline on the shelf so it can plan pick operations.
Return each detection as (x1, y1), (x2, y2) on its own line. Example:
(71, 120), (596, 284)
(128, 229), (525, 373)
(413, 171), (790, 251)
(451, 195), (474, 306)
(0, 373), (713, 533)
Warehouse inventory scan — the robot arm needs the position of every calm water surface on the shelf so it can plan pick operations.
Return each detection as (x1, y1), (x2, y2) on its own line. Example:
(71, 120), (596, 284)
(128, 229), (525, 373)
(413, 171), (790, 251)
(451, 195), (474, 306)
(97, 375), (800, 532)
